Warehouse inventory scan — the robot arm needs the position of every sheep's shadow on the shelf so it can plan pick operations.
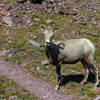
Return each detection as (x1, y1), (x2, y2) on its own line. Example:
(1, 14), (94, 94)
(30, 0), (44, 4)
(61, 72), (96, 86)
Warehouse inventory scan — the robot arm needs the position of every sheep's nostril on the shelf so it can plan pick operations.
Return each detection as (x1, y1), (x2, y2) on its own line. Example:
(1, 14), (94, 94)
(45, 42), (51, 45)
(46, 42), (49, 44)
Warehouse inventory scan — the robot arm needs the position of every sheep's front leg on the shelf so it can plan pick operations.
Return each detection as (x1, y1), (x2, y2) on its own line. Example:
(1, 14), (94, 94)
(55, 64), (62, 91)
(81, 60), (89, 84)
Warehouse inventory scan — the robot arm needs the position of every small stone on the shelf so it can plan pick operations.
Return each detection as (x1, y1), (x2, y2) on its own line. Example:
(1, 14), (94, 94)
(67, 9), (77, 15)
(46, 19), (53, 24)
(33, 18), (40, 24)
(33, 18), (40, 22)
(80, 21), (86, 25)
(37, 67), (49, 76)
(3, 15), (13, 27)
(33, 36), (38, 39)
(6, 50), (20, 58)
(0, 49), (7, 56)
(72, 16), (83, 22)
(70, 31), (77, 35)
(58, 9), (66, 15)
(9, 96), (18, 100)
(59, 8), (77, 15)
(41, 59), (50, 65)
(46, 65), (50, 69)
(3, 2), (12, 11)
(29, 40), (41, 47)
(37, 67), (42, 72)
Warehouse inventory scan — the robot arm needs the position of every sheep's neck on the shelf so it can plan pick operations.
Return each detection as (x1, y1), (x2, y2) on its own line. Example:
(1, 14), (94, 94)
(45, 43), (59, 65)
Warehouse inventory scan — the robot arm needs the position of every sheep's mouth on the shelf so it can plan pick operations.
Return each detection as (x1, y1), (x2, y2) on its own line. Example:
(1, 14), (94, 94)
(45, 42), (51, 46)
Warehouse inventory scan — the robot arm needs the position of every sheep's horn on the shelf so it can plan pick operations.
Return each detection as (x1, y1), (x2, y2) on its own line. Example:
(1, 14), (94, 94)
(40, 24), (46, 30)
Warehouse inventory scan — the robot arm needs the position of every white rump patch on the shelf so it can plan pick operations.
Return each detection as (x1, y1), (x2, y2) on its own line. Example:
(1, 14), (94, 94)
(85, 39), (95, 54)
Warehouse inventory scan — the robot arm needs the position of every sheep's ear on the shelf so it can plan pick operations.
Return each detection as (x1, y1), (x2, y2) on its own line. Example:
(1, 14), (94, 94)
(53, 28), (58, 35)
(40, 25), (46, 33)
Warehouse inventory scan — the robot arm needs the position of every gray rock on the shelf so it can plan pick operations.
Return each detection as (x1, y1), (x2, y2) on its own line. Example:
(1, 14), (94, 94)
(59, 8), (77, 15)
(6, 50), (21, 58)
(9, 96), (18, 100)
(41, 59), (50, 65)
(29, 40), (41, 47)
(33, 18), (40, 24)
(80, 21), (87, 25)
(72, 16), (83, 22)
(3, 14), (13, 27)
(0, 2), (12, 16)
(37, 67), (49, 76)
(46, 19), (53, 24)
(45, 65), (51, 69)
(0, 49), (7, 56)
(33, 18), (40, 22)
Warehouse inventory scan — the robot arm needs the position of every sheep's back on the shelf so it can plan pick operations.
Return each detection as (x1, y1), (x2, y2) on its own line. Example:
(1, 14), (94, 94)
(59, 39), (86, 63)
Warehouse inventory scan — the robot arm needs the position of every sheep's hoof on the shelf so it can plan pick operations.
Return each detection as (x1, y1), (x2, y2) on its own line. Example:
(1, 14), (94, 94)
(94, 83), (99, 87)
(55, 85), (60, 91)
(80, 80), (87, 84)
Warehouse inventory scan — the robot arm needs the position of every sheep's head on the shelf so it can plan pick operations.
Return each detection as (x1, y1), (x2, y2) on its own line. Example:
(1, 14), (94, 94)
(41, 25), (57, 46)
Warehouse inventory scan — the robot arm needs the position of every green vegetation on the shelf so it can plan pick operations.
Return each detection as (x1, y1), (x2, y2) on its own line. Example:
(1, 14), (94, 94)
(0, 1), (100, 100)
(0, 75), (38, 100)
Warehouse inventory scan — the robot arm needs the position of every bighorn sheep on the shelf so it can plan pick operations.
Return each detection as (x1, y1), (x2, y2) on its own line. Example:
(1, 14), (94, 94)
(41, 25), (99, 91)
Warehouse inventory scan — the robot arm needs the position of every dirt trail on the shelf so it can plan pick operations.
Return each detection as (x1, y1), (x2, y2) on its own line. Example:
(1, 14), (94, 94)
(0, 58), (77, 100)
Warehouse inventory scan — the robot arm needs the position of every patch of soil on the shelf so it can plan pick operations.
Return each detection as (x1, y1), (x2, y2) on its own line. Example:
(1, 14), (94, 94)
(0, 58), (78, 100)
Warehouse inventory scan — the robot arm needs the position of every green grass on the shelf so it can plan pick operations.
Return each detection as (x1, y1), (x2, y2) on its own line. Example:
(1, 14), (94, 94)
(0, 0), (100, 99)
(0, 75), (38, 100)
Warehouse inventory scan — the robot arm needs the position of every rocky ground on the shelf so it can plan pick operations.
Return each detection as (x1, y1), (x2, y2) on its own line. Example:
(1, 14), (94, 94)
(0, 58), (78, 100)
(0, 0), (100, 100)
(0, 0), (100, 28)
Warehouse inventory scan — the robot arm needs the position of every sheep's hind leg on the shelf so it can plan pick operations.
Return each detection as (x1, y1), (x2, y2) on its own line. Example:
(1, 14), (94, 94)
(86, 54), (99, 87)
(81, 60), (89, 84)
(55, 64), (62, 91)
(90, 63), (99, 87)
